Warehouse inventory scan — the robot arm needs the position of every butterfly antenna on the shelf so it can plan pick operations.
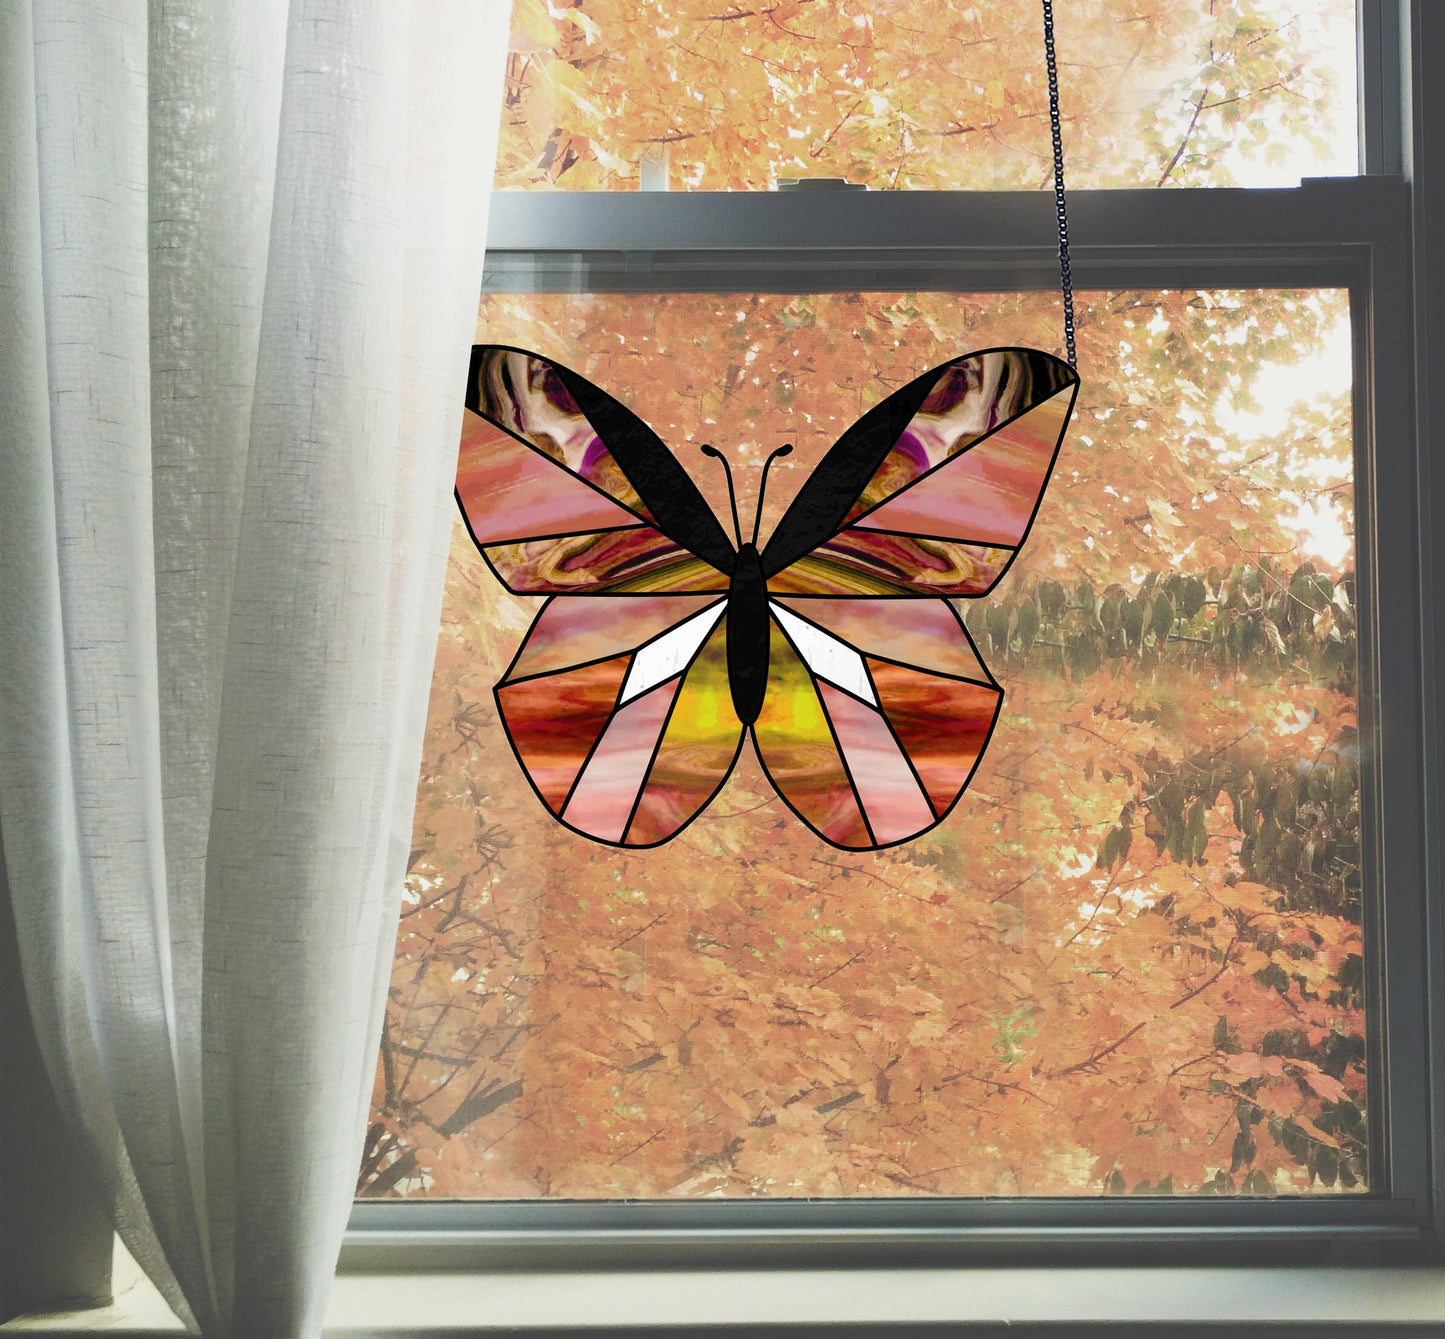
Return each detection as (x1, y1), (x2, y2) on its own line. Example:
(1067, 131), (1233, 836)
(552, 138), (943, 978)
(752, 444), (793, 547)
(700, 444), (744, 549)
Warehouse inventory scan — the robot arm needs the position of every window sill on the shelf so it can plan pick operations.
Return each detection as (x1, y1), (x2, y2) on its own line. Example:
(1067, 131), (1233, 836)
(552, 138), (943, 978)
(7, 1244), (1445, 1337)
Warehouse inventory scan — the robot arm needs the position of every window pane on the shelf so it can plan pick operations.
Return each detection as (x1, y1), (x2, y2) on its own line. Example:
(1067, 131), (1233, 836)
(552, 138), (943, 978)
(495, 0), (1357, 191)
(363, 286), (1366, 1200)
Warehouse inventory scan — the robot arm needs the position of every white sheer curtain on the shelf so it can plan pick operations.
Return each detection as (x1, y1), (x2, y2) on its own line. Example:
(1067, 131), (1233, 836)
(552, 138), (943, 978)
(0, 0), (507, 1332)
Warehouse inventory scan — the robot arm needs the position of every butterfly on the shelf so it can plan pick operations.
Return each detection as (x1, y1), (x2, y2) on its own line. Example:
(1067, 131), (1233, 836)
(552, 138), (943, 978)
(454, 344), (1079, 852)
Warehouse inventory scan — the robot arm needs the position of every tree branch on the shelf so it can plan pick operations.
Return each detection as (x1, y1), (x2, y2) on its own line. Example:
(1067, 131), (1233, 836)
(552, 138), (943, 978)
(1050, 1019), (1150, 1077)
(1157, 88), (1208, 187)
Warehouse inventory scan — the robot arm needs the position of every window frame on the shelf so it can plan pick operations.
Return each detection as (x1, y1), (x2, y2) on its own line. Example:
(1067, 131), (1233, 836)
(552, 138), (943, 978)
(344, 0), (1445, 1282)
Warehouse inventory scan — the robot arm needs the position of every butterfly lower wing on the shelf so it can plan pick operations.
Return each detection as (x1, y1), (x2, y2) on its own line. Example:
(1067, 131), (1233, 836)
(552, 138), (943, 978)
(752, 598), (1003, 851)
(763, 348), (1078, 597)
(496, 595), (744, 847)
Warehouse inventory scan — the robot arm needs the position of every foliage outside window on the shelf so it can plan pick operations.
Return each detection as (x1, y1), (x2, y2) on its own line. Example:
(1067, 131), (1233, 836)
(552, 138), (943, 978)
(363, 282), (1363, 1199)
(495, 0), (1355, 190)
(358, 0), (1373, 1208)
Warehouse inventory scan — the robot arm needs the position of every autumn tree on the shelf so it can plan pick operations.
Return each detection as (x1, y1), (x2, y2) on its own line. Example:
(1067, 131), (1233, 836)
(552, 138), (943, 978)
(359, 1), (1363, 1200)
(496, 0), (1349, 191)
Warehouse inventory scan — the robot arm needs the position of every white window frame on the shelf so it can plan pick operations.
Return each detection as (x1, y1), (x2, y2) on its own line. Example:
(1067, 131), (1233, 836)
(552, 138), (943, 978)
(340, 0), (1445, 1311)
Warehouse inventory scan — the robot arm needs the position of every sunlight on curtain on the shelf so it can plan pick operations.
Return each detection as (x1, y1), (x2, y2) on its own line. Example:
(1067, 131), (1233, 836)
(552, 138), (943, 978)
(0, 1), (508, 1333)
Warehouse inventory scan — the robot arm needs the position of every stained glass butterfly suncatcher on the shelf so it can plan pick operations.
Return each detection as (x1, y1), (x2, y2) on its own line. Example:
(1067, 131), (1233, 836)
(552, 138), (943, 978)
(455, 344), (1079, 852)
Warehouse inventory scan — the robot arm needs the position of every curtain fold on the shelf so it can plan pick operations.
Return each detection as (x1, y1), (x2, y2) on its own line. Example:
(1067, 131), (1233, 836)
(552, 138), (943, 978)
(0, 0), (508, 1332)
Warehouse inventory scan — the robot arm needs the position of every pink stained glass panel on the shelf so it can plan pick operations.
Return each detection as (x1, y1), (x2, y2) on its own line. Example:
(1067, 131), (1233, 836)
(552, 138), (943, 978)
(854, 387), (1075, 545)
(496, 654), (631, 811)
(867, 658), (1002, 819)
(817, 681), (935, 845)
(562, 677), (683, 842)
(767, 533), (1014, 598)
(840, 353), (1076, 528)
(506, 594), (724, 684)
(481, 529), (729, 596)
(456, 408), (644, 545)
(474, 347), (658, 522)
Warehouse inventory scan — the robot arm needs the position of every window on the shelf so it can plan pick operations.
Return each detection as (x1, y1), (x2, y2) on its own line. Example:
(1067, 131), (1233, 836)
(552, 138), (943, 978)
(350, 0), (1442, 1282)
(493, 0), (1357, 191)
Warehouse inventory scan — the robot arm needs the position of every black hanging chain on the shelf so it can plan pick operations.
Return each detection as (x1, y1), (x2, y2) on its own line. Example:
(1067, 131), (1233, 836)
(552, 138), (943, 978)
(1041, 0), (1077, 369)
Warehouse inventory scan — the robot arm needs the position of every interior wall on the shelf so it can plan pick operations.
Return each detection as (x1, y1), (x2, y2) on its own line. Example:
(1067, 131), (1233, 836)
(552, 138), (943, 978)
(0, 821), (113, 1323)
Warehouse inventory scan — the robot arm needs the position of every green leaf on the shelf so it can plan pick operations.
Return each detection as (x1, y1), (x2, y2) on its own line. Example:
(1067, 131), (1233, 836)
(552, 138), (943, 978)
(1122, 597), (1148, 647)
(1016, 598), (1040, 648)
(1151, 594), (1176, 639)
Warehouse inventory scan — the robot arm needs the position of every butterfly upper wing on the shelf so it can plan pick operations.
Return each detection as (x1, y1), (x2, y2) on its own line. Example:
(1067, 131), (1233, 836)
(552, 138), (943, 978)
(750, 347), (1073, 848)
(762, 348), (1078, 597)
(496, 595), (745, 847)
(458, 346), (734, 594)
(751, 596), (1002, 850)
